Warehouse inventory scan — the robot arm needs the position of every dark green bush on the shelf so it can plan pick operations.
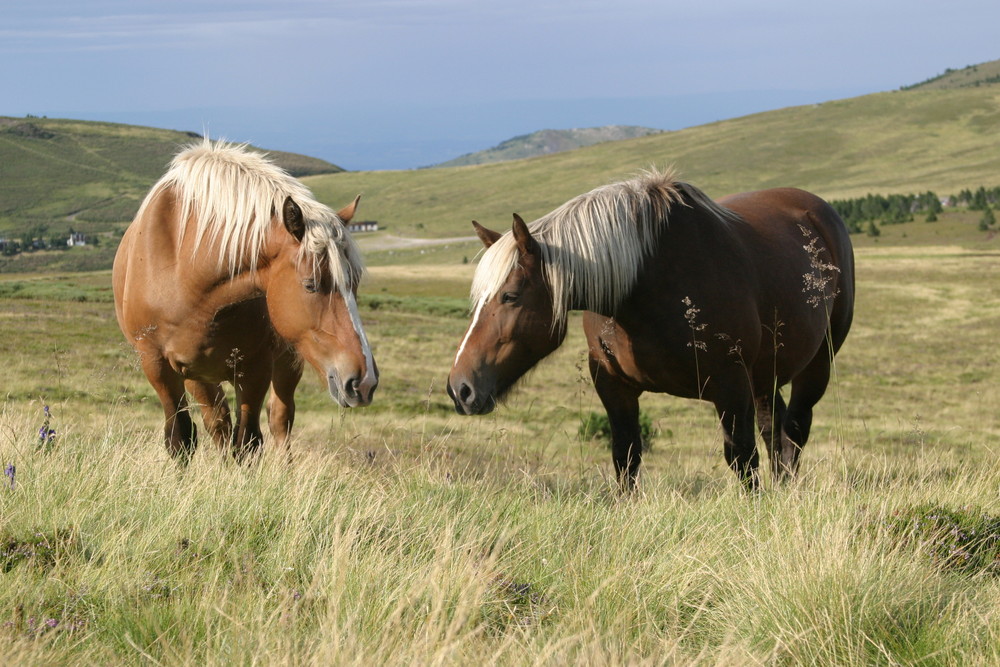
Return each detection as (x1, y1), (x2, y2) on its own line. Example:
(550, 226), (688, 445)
(578, 410), (655, 450)
(884, 503), (1000, 576)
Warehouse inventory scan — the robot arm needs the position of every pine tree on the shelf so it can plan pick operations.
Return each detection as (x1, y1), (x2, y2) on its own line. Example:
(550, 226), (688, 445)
(979, 206), (995, 231)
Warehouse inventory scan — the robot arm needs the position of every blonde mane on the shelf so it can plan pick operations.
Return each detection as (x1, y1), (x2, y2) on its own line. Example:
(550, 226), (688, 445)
(137, 139), (363, 287)
(470, 169), (742, 327)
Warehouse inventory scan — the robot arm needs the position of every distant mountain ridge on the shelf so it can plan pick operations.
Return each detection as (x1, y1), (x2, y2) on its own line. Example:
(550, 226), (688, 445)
(431, 125), (662, 168)
(903, 58), (1000, 90)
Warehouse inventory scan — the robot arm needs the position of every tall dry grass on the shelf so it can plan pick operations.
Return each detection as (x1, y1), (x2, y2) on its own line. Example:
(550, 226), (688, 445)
(1, 244), (999, 664)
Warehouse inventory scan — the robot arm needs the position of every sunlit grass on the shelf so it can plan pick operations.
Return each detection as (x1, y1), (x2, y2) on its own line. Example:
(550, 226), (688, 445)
(3, 406), (1000, 664)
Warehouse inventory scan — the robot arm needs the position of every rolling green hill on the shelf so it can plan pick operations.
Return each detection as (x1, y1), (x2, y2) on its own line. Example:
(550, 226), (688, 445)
(307, 85), (1000, 239)
(431, 125), (662, 167)
(0, 116), (343, 235)
(3, 68), (1000, 254)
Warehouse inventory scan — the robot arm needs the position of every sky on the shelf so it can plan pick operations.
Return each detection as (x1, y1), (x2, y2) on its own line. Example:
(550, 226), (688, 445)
(4, 1), (999, 170)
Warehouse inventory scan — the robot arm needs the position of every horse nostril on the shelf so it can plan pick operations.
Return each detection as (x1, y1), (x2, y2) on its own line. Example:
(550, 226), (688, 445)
(458, 382), (473, 404)
(345, 377), (360, 398)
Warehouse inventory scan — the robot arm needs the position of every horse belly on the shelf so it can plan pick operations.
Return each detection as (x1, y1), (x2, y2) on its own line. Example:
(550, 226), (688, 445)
(585, 312), (744, 401)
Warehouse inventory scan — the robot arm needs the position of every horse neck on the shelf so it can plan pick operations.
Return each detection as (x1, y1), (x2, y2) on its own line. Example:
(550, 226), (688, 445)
(547, 228), (662, 321)
(179, 222), (285, 307)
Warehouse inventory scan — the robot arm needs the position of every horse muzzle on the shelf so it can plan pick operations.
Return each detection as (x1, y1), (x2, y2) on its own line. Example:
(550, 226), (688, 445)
(328, 368), (378, 408)
(446, 376), (496, 415)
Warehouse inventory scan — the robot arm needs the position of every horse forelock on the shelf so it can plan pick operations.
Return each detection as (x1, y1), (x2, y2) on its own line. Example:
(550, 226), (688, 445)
(470, 168), (684, 330)
(140, 139), (364, 287)
(297, 212), (365, 289)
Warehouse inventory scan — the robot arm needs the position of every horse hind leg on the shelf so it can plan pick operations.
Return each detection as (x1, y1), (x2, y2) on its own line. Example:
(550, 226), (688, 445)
(782, 344), (834, 476)
(185, 380), (233, 450)
(755, 389), (797, 482)
(716, 395), (761, 491)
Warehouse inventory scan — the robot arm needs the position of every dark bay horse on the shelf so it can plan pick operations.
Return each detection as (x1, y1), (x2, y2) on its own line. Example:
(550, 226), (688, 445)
(114, 141), (378, 461)
(447, 169), (854, 489)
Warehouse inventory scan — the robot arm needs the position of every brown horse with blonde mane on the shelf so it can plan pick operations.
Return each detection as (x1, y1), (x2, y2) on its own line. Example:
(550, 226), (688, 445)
(448, 169), (854, 490)
(114, 141), (377, 461)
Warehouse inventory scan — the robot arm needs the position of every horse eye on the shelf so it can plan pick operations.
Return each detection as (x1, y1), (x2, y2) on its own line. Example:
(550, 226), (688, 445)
(303, 279), (318, 293)
(501, 292), (519, 304)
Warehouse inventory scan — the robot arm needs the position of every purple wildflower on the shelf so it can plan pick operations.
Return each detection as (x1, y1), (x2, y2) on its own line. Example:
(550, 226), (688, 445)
(37, 405), (56, 450)
(3, 464), (13, 489)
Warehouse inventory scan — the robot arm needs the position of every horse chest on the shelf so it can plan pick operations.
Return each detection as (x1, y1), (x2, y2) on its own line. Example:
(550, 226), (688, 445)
(163, 298), (272, 381)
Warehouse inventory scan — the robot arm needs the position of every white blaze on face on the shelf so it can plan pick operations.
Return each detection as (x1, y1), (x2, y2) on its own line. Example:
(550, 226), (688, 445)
(342, 287), (377, 394)
(455, 294), (487, 365)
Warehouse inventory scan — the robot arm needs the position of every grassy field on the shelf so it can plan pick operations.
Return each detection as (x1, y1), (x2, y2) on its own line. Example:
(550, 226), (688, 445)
(1, 208), (1000, 663)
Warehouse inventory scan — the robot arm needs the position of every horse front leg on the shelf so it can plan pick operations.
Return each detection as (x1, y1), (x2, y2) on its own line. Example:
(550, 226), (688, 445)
(139, 352), (196, 463)
(267, 347), (303, 456)
(716, 395), (760, 491)
(231, 361), (272, 464)
(589, 356), (644, 493)
(185, 380), (233, 450)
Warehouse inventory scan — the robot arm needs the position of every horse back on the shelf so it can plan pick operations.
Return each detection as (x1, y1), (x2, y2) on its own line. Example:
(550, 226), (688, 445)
(585, 185), (855, 400)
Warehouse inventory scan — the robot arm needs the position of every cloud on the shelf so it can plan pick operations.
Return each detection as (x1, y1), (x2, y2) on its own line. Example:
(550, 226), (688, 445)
(0, 4), (356, 54)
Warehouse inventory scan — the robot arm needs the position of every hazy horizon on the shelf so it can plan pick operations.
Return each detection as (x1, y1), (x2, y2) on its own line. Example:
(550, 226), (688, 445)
(6, 1), (998, 170)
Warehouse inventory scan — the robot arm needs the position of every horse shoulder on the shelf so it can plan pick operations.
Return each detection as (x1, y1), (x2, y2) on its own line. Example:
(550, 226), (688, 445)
(115, 187), (203, 342)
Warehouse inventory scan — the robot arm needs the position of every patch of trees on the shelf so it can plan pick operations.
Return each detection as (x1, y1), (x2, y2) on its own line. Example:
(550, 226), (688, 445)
(0, 225), (100, 257)
(830, 186), (1000, 234)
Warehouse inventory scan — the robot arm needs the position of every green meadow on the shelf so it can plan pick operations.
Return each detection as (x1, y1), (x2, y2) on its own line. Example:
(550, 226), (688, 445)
(2, 204), (1000, 663)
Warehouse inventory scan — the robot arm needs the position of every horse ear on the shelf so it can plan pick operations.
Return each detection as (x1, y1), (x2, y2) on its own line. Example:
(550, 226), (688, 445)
(283, 196), (305, 241)
(338, 194), (361, 224)
(511, 213), (538, 256)
(472, 220), (501, 248)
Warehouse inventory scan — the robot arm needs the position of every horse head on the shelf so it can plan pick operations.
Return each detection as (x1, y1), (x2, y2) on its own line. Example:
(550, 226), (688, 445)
(266, 195), (378, 407)
(447, 214), (565, 415)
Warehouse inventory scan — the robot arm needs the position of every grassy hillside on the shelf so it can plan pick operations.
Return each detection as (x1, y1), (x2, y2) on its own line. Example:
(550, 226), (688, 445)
(904, 58), (1000, 90)
(0, 116), (343, 234)
(307, 86), (1000, 239)
(432, 125), (662, 168)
